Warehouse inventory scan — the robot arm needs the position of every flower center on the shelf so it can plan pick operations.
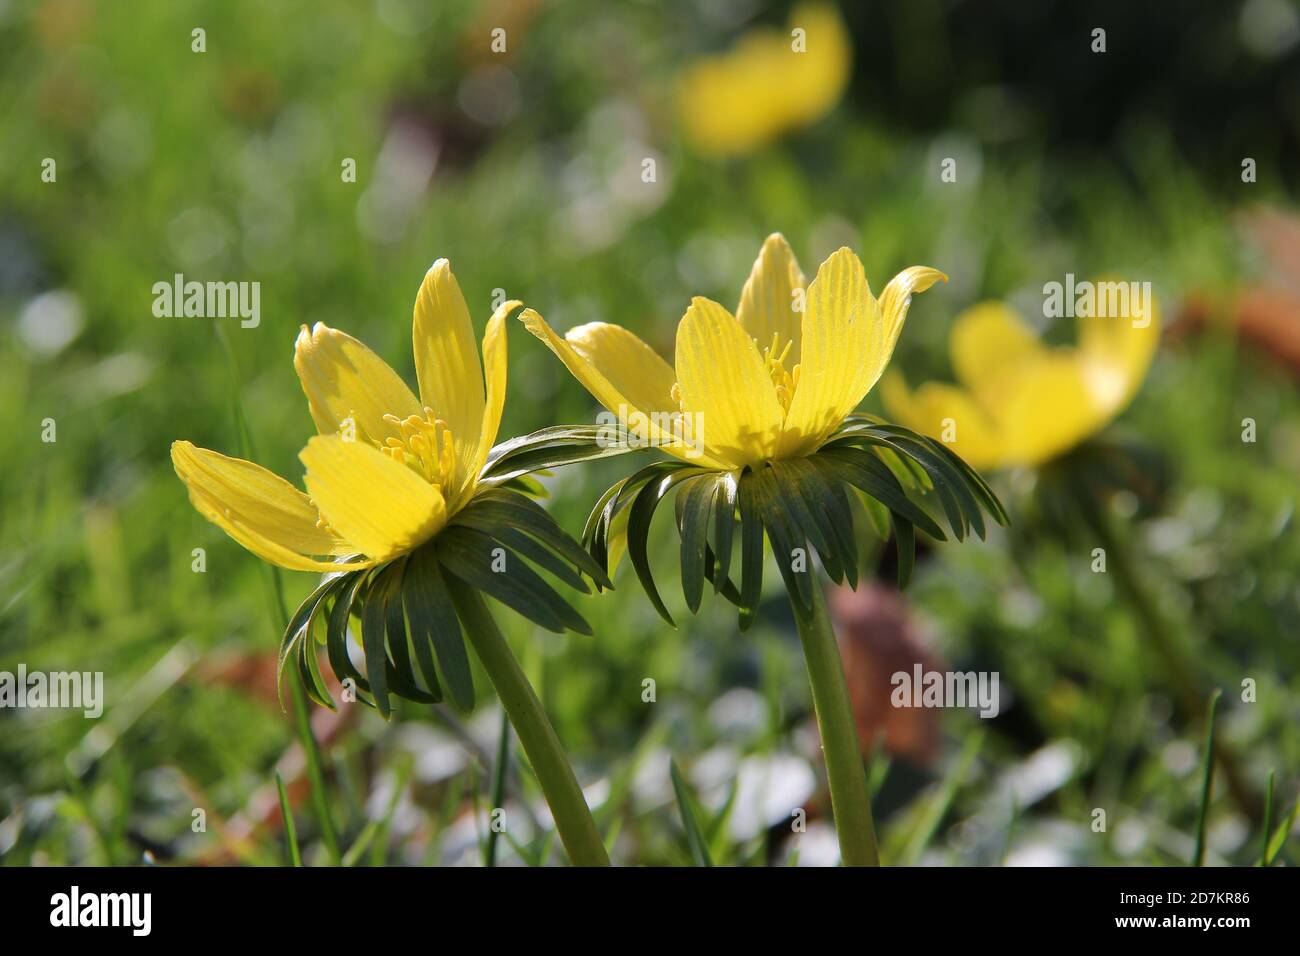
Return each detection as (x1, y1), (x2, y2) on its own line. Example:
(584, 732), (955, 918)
(761, 332), (800, 413)
(381, 408), (457, 489)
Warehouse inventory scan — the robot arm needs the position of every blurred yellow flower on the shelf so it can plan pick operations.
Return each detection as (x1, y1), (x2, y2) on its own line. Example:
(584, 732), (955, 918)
(676, 3), (851, 157)
(520, 233), (945, 469)
(172, 260), (521, 570)
(882, 287), (1161, 470)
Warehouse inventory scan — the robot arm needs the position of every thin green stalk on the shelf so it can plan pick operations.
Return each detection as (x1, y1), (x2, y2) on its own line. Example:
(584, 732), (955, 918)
(216, 322), (342, 865)
(449, 586), (610, 867)
(484, 709), (510, 867)
(275, 771), (302, 867)
(669, 758), (714, 867)
(790, 582), (879, 866)
(1192, 689), (1221, 866)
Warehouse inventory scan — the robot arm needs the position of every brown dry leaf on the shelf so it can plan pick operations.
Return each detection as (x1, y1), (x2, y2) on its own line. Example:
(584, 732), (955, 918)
(829, 582), (943, 767)
(1175, 207), (1300, 374)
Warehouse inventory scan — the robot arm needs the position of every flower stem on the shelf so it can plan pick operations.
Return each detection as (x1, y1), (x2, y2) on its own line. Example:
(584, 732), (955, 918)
(790, 581), (880, 866)
(451, 587), (611, 867)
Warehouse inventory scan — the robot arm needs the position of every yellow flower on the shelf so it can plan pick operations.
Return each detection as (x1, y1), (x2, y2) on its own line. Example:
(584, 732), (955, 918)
(676, 2), (851, 157)
(521, 233), (946, 470)
(534, 234), (1000, 871)
(172, 259), (521, 571)
(881, 288), (1161, 470)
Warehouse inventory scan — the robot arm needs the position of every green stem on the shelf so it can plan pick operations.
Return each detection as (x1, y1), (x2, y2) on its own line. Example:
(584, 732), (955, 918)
(450, 587), (610, 867)
(791, 581), (880, 866)
(484, 709), (510, 867)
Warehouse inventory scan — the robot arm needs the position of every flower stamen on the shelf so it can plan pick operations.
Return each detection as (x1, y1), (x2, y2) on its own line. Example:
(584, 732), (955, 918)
(381, 408), (457, 490)
(760, 332), (800, 413)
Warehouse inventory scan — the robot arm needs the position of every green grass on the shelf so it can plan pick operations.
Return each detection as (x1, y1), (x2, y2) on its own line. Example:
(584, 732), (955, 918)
(1, 0), (1296, 866)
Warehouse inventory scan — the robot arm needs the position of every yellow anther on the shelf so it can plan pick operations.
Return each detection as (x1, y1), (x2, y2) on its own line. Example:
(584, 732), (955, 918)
(377, 408), (458, 488)
(759, 333), (799, 413)
(313, 508), (340, 537)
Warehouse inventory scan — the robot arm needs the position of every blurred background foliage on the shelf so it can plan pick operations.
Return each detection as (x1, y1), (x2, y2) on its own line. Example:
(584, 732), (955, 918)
(1, 0), (1297, 866)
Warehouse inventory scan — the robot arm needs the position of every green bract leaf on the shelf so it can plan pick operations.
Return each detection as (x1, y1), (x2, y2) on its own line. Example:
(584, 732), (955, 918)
(360, 565), (396, 718)
(626, 466), (707, 626)
(437, 525), (592, 635)
(326, 571), (372, 704)
(577, 417), (1004, 627)
(458, 488), (613, 590)
(278, 570), (349, 711)
(736, 471), (766, 632)
(713, 471), (739, 594)
(676, 476), (715, 614)
(405, 546), (473, 711)
(480, 424), (632, 484)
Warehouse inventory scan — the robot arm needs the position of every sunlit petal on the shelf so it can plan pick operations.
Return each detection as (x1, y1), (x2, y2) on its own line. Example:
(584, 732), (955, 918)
(999, 354), (1112, 467)
(300, 435), (447, 562)
(675, 297), (785, 466)
(780, 247), (877, 456)
(519, 309), (728, 467)
(1076, 279), (1162, 418)
(294, 322), (421, 443)
(878, 265), (948, 367)
(948, 301), (1043, 406)
(464, 298), (522, 495)
(171, 441), (367, 572)
(412, 259), (486, 468)
(736, 233), (807, 363)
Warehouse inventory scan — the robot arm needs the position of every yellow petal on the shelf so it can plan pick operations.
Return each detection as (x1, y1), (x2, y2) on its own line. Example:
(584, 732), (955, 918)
(520, 309), (728, 468)
(999, 354), (1110, 467)
(412, 259), (485, 470)
(884, 283), (1159, 472)
(780, 247), (878, 456)
(463, 298), (522, 499)
(294, 323), (421, 443)
(948, 301), (1043, 406)
(300, 435), (447, 562)
(1076, 279), (1161, 416)
(878, 266), (948, 360)
(880, 374), (1002, 471)
(675, 297), (785, 466)
(171, 441), (367, 572)
(736, 233), (807, 363)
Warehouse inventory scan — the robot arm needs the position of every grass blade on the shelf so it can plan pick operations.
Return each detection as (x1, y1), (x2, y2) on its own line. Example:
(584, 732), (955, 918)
(275, 771), (302, 867)
(1192, 689), (1221, 866)
(669, 759), (713, 867)
(1264, 791), (1299, 866)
